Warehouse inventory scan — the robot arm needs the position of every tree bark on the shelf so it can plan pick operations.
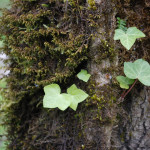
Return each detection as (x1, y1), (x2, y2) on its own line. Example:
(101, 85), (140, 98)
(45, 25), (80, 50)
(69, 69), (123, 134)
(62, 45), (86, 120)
(0, 0), (150, 150)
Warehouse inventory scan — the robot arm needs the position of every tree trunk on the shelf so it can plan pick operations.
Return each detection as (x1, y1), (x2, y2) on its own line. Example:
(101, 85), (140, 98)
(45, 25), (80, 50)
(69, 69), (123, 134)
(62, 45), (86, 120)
(0, 0), (150, 150)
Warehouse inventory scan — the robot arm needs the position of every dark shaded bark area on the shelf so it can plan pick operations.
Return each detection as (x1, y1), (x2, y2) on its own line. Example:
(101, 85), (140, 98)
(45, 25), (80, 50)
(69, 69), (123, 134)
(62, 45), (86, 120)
(0, 0), (150, 150)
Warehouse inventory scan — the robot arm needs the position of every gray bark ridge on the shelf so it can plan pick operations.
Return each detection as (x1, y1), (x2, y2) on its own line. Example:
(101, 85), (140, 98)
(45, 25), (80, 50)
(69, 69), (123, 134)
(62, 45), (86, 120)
(120, 87), (150, 150)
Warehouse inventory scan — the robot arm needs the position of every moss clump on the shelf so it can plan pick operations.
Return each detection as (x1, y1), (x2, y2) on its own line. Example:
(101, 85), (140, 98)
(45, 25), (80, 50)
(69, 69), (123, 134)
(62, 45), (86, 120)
(0, 0), (103, 149)
(91, 39), (117, 64)
(85, 79), (119, 124)
(87, 0), (97, 10)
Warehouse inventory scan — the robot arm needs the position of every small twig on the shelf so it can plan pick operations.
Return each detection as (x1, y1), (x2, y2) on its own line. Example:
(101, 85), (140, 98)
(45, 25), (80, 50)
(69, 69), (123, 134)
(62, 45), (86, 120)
(121, 79), (138, 99)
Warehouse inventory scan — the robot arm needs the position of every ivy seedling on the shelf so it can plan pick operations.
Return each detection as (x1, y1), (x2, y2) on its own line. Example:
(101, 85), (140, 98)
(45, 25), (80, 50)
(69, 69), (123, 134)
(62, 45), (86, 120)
(117, 59), (150, 98)
(116, 76), (134, 89)
(67, 84), (88, 110)
(43, 69), (90, 111)
(43, 84), (88, 111)
(43, 84), (71, 111)
(124, 59), (150, 86)
(77, 69), (91, 82)
(114, 27), (145, 50)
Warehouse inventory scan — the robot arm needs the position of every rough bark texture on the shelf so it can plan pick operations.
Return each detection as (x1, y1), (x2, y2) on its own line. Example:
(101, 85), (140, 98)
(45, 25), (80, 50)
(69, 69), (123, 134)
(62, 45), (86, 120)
(87, 0), (150, 149)
(120, 87), (150, 150)
(0, 0), (150, 150)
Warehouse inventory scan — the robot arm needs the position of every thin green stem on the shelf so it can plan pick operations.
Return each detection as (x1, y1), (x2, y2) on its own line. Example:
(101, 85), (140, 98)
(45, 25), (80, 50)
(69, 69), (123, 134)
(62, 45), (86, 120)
(121, 79), (138, 99)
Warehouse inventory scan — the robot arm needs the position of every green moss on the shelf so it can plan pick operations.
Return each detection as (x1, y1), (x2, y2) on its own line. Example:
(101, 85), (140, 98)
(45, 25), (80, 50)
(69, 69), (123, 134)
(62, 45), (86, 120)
(93, 39), (116, 64)
(85, 79), (119, 124)
(0, 0), (104, 149)
(87, 0), (97, 10)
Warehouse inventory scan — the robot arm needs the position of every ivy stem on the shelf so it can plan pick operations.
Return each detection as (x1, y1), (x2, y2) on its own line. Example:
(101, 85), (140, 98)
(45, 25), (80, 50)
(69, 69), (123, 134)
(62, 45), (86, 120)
(121, 90), (126, 98)
(121, 79), (138, 99)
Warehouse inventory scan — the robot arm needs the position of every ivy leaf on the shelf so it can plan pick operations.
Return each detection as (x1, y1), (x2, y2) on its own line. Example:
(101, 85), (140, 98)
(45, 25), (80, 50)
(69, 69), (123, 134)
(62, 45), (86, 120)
(124, 59), (150, 86)
(43, 84), (89, 111)
(43, 84), (71, 111)
(116, 76), (134, 89)
(67, 84), (88, 111)
(114, 27), (145, 50)
(77, 69), (91, 82)
(0, 78), (7, 88)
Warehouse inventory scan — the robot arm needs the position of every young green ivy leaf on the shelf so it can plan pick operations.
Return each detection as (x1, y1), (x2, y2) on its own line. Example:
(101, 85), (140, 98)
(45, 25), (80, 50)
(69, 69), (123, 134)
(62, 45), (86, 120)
(116, 76), (134, 89)
(124, 59), (150, 86)
(43, 84), (88, 111)
(67, 84), (88, 111)
(114, 27), (145, 50)
(77, 69), (91, 82)
(43, 84), (71, 111)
